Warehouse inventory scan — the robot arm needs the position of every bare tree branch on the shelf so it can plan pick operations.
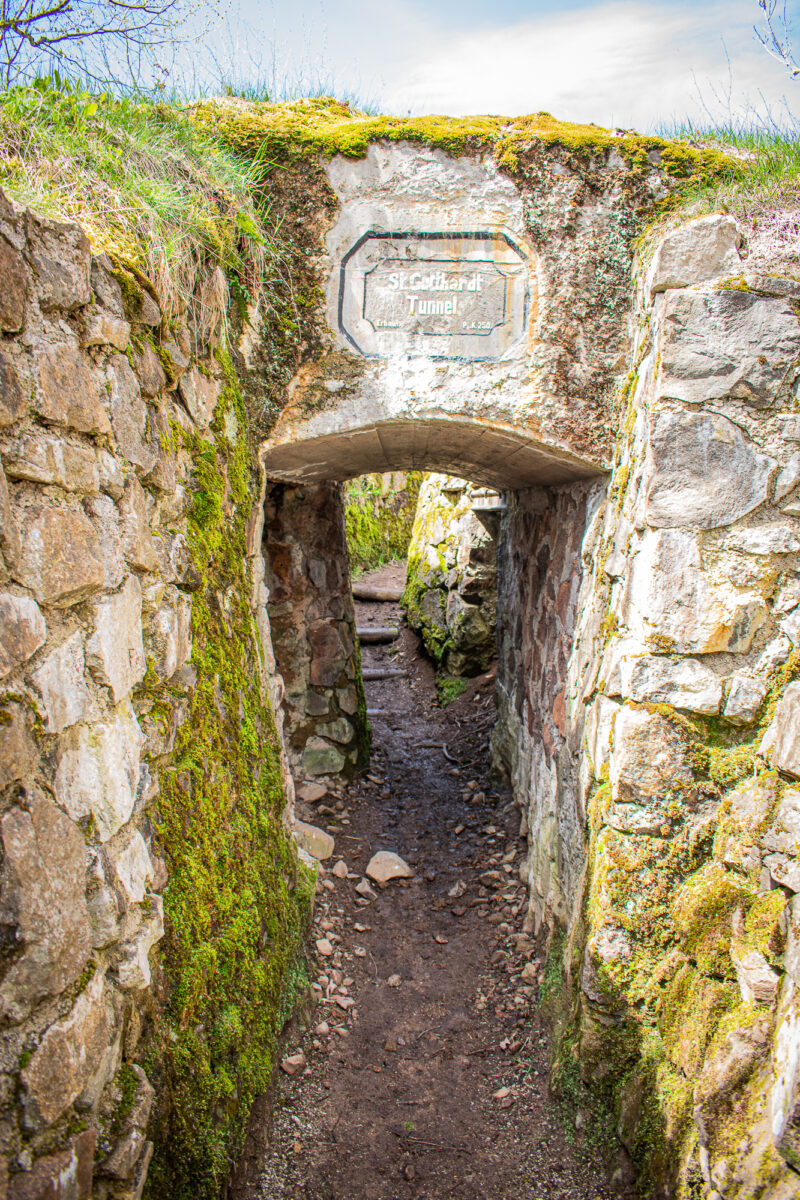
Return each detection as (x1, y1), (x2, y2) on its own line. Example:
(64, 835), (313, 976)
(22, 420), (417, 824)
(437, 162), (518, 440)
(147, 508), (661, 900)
(0, 0), (226, 90)
(755, 0), (800, 79)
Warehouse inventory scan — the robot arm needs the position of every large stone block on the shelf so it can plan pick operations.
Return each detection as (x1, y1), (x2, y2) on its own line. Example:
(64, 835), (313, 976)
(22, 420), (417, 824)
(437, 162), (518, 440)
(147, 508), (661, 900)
(724, 671), (768, 725)
(620, 654), (722, 714)
(760, 682), (800, 779)
(302, 736), (345, 776)
(624, 529), (767, 654)
(0, 344), (27, 426)
(54, 703), (143, 841)
(20, 970), (110, 1126)
(33, 342), (110, 435)
(115, 896), (164, 990)
(0, 234), (28, 331)
(0, 701), (38, 788)
(31, 631), (94, 733)
(4, 432), (100, 495)
(0, 592), (46, 679)
(643, 410), (775, 529)
(7, 1129), (96, 1200)
(108, 828), (154, 904)
(26, 210), (91, 311)
(646, 214), (742, 297)
(657, 289), (800, 407)
(146, 588), (192, 680)
(119, 477), (159, 572)
(107, 354), (157, 473)
(0, 459), (20, 568)
(85, 494), (125, 590)
(607, 705), (695, 834)
(15, 505), (105, 608)
(178, 365), (221, 429)
(0, 789), (92, 1023)
(86, 575), (146, 703)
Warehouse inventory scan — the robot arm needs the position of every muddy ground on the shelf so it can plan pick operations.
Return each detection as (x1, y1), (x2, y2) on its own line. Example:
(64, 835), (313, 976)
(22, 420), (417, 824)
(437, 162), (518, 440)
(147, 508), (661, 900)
(243, 565), (635, 1200)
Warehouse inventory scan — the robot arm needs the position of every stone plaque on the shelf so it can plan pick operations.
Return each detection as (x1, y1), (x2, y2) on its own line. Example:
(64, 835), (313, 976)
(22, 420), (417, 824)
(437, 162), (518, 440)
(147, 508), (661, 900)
(337, 231), (529, 361)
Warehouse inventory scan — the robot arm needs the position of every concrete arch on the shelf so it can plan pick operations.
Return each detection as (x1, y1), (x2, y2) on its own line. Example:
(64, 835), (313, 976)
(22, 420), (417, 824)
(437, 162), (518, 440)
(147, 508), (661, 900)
(262, 414), (604, 491)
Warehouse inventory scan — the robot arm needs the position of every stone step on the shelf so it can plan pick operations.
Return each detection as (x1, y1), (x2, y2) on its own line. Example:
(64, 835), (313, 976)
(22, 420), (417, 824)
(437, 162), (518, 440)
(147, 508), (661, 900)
(362, 667), (408, 681)
(357, 626), (400, 643)
(352, 584), (404, 602)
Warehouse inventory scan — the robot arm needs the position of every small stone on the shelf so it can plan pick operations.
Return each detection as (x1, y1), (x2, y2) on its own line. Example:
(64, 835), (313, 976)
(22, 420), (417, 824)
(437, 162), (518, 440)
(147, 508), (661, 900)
(334, 995), (354, 1010)
(366, 851), (413, 884)
(724, 671), (768, 725)
(280, 1051), (307, 1076)
(332, 859), (348, 879)
(295, 820), (335, 861)
(355, 878), (378, 900)
(315, 1021), (330, 1036)
(297, 781), (327, 803)
(316, 938), (333, 957)
(493, 1086), (511, 1100)
(0, 592), (46, 679)
(731, 946), (779, 1005)
(433, 933), (448, 945)
(387, 974), (402, 987)
(354, 946), (367, 957)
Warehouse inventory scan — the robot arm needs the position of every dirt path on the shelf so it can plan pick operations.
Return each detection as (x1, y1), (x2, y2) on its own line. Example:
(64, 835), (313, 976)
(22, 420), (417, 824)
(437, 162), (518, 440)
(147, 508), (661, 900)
(252, 565), (635, 1200)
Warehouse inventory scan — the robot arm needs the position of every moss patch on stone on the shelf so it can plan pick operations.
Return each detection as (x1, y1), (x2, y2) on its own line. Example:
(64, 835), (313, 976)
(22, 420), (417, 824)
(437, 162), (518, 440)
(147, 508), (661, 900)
(142, 354), (314, 1200)
(190, 97), (736, 188)
(344, 472), (422, 575)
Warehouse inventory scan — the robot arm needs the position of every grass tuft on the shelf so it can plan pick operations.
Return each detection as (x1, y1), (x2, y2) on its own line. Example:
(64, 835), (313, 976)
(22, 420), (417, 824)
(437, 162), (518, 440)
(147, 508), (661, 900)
(0, 80), (269, 319)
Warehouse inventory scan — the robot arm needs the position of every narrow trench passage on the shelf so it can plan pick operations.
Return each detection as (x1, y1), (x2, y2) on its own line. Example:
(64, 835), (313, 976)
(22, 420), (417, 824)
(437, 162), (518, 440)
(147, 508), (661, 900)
(253, 565), (635, 1200)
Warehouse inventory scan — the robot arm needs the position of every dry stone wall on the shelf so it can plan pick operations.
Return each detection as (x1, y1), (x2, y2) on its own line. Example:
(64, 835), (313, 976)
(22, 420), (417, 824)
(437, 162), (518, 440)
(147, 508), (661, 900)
(263, 480), (369, 780)
(0, 189), (311, 1200)
(493, 214), (800, 1196)
(403, 475), (499, 678)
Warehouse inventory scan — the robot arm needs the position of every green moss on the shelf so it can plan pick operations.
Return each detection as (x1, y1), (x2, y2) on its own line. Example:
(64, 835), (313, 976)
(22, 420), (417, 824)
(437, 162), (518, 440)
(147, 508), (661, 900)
(537, 928), (566, 1013)
(191, 98), (736, 190)
(435, 674), (467, 707)
(142, 352), (314, 1200)
(344, 471), (422, 575)
(671, 862), (755, 975)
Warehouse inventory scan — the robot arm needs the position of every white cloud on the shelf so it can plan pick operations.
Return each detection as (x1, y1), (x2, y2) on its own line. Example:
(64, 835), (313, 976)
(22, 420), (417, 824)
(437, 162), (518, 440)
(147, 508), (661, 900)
(382, 0), (798, 130)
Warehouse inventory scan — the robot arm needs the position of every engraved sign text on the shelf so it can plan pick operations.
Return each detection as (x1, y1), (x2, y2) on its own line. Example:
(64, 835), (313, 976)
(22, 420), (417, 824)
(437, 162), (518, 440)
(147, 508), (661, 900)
(363, 260), (507, 336)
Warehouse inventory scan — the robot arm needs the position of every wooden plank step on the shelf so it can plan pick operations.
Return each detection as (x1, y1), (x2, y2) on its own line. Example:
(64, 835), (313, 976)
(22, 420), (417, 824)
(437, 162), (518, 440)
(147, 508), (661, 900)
(352, 584), (404, 602)
(362, 667), (408, 681)
(357, 626), (400, 643)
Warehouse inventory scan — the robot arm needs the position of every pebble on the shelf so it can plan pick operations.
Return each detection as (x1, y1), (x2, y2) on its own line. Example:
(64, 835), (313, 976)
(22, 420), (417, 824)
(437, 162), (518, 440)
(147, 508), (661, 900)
(332, 860), (348, 879)
(355, 878), (378, 900)
(316, 938), (333, 956)
(315, 1022), (330, 1036)
(366, 851), (413, 883)
(297, 782), (327, 803)
(354, 946), (367, 957)
(434, 933), (448, 944)
(387, 973), (402, 987)
(281, 1051), (307, 1076)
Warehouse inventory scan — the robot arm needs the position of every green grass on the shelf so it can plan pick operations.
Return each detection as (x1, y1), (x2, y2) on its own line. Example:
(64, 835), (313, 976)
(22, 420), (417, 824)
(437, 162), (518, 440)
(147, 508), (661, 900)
(0, 80), (269, 318)
(647, 122), (800, 232)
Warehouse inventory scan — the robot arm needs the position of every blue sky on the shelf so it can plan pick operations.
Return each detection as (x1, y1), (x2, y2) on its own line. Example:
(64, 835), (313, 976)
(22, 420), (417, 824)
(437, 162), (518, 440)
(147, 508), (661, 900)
(204, 0), (799, 130)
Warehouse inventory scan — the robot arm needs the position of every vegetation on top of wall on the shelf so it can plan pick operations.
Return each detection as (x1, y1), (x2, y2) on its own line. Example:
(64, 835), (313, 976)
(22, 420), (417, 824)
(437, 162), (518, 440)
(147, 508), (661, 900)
(0, 80), (269, 319)
(344, 471), (422, 575)
(142, 354), (314, 1200)
(191, 95), (737, 186)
